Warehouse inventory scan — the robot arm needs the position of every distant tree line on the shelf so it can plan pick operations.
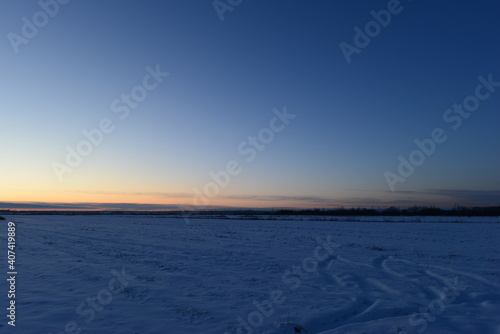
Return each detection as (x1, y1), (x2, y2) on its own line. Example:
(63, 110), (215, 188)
(273, 205), (500, 217)
(0, 205), (499, 217)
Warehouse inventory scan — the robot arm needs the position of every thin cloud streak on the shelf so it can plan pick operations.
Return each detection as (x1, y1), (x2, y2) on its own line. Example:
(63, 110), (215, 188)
(70, 190), (193, 198)
(0, 202), (185, 211)
(389, 189), (500, 206)
(221, 194), (331, 203)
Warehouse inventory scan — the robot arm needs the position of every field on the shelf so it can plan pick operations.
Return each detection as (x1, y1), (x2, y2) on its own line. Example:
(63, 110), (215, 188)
(1, 215), (499, 333)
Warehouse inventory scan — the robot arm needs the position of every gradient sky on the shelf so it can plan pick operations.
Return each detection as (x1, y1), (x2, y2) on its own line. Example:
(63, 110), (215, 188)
(1, 0), (499, 209)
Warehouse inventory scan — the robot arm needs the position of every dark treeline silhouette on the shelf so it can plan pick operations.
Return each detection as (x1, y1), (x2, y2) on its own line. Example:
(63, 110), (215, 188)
(0, 205), (499, 217)
(273, 205), (500, 217)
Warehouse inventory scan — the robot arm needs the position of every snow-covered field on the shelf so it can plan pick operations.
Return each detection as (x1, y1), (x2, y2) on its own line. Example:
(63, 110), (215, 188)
(1, 215), (499, 333)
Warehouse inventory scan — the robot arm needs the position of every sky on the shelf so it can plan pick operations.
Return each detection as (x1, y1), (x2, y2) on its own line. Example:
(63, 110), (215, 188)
(1, 0), (499, 210)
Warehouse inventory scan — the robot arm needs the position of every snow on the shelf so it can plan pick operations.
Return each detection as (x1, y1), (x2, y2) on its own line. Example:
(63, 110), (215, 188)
(1, 215), (499, 333)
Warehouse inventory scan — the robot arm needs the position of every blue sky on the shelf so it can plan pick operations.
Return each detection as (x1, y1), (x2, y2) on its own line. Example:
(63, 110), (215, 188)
(1, 0), (499, 209)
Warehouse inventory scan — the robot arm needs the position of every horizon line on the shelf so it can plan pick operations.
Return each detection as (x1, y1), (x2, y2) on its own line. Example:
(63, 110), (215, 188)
(1, 201), (499, 212)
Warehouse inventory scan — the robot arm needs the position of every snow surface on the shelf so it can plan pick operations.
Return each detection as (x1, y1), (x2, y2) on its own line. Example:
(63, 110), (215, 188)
(1, 215), (499, 333)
